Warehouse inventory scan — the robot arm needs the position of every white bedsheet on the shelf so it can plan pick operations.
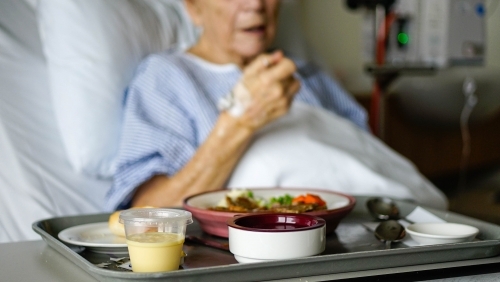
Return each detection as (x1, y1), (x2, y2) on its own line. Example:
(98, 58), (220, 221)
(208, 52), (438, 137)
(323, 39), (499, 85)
(0, 0), (110, 243)
(228, 102), (448, 210)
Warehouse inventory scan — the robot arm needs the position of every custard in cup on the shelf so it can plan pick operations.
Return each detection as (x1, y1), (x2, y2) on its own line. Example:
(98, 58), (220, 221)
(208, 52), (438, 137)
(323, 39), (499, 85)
(119, 208), (193, 272)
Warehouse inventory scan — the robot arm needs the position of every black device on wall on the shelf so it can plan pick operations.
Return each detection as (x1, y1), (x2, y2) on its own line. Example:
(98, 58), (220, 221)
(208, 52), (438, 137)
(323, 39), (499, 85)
(345, 0), (396, 11)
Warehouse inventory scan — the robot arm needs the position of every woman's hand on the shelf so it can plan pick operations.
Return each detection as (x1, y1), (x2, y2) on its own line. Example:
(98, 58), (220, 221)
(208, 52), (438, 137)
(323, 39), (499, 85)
(235, 50), (300, 130)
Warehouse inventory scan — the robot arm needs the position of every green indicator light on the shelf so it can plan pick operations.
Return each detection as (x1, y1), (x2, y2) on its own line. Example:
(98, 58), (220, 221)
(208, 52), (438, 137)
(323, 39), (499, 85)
(398, 33), (409, 44)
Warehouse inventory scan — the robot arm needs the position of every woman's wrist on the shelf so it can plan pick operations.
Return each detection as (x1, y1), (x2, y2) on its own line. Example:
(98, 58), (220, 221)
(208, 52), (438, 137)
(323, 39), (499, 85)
(215, 111), (255, 140)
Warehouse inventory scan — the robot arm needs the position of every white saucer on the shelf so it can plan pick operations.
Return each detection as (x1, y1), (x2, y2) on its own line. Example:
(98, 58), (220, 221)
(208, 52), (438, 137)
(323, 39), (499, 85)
(405, 222), (479, 245)
(58, 222), (128, 254)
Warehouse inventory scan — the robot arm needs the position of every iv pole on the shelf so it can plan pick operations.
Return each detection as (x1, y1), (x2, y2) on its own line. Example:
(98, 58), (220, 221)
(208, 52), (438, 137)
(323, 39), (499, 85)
(345, 0), (436, 139)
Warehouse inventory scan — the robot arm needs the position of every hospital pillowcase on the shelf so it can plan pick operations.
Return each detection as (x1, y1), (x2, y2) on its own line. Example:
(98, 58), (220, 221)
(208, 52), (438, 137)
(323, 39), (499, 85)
(37, 0), (198, 178)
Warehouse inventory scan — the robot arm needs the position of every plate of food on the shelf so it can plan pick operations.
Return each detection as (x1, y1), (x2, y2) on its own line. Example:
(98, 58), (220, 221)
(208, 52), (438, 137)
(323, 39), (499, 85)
(58, 222), (128, 254)
(182, 188), (356, 238)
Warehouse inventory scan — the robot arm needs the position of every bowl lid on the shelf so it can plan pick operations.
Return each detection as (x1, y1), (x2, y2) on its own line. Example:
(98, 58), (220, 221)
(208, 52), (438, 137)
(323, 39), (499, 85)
(119, 208), (193, 226)
(227, 213), (325, 232)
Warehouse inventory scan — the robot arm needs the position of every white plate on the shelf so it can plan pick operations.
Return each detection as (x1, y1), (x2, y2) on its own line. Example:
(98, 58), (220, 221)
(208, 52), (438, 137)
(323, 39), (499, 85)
(58, 222), (128, 254)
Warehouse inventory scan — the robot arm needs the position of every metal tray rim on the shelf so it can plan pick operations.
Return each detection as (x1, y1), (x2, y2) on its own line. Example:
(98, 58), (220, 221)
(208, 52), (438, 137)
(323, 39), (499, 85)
(32, 196), (500, 281)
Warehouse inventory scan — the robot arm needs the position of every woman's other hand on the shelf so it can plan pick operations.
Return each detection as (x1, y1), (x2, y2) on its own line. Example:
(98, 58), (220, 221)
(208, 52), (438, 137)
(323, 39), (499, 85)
(237, 50), (300, 130)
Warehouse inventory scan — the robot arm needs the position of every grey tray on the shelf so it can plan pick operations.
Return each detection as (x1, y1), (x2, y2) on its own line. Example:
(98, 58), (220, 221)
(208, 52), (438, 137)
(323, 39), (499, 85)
(32, 196), (500, 282)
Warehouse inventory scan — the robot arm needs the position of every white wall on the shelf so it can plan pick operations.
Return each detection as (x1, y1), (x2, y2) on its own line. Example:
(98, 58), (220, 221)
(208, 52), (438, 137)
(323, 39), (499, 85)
(300, 0), (500, 97)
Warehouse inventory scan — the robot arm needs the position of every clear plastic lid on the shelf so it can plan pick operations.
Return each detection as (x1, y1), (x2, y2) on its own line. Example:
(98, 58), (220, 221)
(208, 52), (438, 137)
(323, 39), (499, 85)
(119, 208), (193, 226)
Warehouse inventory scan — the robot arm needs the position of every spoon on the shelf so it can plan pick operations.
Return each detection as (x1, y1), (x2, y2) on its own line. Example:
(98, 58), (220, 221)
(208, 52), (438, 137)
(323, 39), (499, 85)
(374, 220), (406, 249)
(366, 197), (401, 220)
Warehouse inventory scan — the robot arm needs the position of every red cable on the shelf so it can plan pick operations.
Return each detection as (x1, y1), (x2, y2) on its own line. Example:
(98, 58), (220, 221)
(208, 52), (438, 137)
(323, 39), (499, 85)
(370, 11), (397, 136)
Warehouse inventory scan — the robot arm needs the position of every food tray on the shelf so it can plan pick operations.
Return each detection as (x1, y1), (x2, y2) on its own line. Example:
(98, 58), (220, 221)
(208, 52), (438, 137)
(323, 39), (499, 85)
(32, 196), (500, 282)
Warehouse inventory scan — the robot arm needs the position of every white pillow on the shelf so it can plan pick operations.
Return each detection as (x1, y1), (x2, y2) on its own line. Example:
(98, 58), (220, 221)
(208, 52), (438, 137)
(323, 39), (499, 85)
(37, 0), (198, 178)
(0, 0), (113, 242)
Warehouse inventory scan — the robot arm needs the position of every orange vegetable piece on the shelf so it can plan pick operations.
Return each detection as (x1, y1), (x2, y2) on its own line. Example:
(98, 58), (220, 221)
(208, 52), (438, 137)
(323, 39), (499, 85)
(292, 195), (306, 204)
(292, 193), (326, 206)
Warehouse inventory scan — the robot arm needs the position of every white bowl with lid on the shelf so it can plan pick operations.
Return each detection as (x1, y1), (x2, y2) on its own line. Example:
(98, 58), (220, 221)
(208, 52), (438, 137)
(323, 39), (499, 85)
(227, 213), (326, 263)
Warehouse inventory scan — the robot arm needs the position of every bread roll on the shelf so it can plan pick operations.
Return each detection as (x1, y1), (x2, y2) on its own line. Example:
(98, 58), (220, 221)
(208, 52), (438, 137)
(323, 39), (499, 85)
(108, 206), (155, 237)
(108, 210), (126, 237)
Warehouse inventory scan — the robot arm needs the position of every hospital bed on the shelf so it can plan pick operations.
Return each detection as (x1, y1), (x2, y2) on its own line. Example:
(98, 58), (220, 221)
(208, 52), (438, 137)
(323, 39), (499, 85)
(0, 0), (323, 243)
(4, 0), (477, 243)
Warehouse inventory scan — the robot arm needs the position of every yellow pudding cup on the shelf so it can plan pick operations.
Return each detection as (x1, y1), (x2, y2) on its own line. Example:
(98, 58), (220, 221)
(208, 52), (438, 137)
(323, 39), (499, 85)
(119, 208), (193, 272)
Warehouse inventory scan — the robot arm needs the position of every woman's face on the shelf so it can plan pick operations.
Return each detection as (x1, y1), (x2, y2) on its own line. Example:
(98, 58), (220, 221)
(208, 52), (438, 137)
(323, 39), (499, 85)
(186, 0), (280, 64)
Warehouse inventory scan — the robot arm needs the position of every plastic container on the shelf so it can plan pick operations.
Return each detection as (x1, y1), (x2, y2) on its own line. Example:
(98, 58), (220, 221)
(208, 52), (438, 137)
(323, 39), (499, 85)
(119, 208), (192, 272)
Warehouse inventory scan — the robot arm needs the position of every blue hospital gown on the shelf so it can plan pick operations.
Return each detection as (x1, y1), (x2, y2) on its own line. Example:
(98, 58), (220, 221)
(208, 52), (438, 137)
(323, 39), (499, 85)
(105, 49), (368, 211)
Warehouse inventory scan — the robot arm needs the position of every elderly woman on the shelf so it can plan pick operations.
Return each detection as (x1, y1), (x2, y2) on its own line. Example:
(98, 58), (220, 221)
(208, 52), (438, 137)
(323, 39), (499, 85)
(106, 0), (447, 210)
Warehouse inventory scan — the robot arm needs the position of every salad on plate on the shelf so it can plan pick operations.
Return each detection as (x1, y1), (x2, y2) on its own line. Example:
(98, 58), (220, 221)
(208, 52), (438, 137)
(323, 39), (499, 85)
(210, 189), (327, 213)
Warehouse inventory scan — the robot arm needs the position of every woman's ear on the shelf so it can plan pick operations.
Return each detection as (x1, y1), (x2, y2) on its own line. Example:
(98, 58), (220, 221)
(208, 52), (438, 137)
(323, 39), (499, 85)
(184, 0), (202, 27)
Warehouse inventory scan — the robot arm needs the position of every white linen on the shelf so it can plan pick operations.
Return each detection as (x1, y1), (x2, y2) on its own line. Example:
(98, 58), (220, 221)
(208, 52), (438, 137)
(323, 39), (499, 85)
(228, 102), (448, 210)
(37, 0), (198, 178)
(0, 0), (110, 242)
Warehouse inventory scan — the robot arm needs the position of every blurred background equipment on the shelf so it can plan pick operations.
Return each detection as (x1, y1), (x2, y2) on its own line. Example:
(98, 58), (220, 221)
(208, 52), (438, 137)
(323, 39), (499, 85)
(345, 0), (500, 224)
(350, 0), (486, 67)
(347, 0), (488, 137)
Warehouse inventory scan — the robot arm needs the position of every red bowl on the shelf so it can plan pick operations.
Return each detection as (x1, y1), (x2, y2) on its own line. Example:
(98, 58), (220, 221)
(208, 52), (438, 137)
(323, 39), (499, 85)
(183, 188), (356, 238)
